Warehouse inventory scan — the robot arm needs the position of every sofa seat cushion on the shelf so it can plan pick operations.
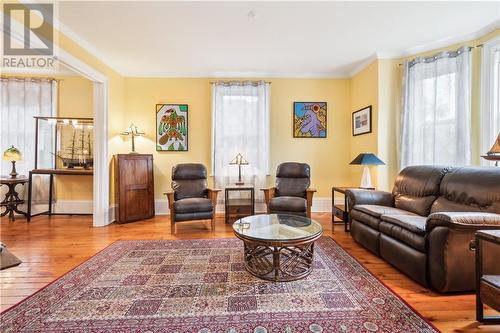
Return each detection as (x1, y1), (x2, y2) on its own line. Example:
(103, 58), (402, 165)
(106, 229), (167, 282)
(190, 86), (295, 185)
(174, 198), (213, 214)
(350, 209), (383, 230)
(269, 196), (306, 212)
(380, 214), (427, 235)
(354, 204), (417, 219)
(379, 222), (426, 252)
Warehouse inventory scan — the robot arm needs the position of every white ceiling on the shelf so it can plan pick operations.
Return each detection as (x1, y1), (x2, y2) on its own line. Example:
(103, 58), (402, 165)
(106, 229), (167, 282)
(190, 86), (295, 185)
(58, 1), (500, 78)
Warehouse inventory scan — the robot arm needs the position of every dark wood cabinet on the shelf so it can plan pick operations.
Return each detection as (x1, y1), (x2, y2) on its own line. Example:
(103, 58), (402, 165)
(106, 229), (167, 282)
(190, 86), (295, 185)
(114, 154), (154, 223)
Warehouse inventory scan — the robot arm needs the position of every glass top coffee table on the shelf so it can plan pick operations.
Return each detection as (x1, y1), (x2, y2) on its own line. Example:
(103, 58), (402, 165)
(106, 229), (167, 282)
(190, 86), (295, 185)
(233, 214), (323, 282)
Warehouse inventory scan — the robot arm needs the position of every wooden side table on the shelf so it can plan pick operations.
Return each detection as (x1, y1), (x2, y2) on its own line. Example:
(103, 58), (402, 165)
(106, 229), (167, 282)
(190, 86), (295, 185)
(332, 186), (374, 232)
(225, 185), (255, 224)
(475, 230), (500, 324)
(1, 176), (29, 221)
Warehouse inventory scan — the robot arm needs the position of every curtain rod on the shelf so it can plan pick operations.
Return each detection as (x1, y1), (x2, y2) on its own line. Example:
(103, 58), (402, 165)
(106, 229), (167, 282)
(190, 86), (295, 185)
(210, 80), (271, 84)
(397, 44), (483, 66)
(0, 76), (61, 82)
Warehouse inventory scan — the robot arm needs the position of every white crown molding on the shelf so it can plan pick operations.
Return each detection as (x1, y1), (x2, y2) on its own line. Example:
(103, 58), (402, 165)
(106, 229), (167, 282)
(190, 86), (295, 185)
(400, 20), (500, 57)
(122, 71), (350, 79)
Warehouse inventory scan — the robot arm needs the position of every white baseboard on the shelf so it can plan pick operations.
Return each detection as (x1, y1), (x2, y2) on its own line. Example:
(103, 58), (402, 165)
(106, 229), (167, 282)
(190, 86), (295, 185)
(42, 197), (344, 223)
(52, 200), (93, 214)
(154, 197), (342, 215)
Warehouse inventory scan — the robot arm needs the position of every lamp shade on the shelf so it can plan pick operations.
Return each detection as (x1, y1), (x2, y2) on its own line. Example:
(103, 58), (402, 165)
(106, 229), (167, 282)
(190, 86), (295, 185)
(122, 123), (145, 136)
(349, 153), (385, 165)
(3, 146), (22, 161)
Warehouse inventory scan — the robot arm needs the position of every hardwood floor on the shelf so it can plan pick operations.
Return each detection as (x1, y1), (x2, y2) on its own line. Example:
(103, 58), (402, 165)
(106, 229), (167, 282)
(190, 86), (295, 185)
(1, 213), (499, 332)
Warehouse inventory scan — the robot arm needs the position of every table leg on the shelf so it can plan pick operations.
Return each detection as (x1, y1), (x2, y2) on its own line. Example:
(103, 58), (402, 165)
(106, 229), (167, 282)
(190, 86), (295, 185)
(476, 236), (484, 322)
(48, 174), (53, 216)
(27, 173), (33, 222)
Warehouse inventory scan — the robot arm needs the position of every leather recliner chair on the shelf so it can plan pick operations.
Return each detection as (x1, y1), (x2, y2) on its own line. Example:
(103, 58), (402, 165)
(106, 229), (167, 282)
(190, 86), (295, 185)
(164, 164), (220, 234)
(347, 166), (500, 293)
(262, 162), (316, 217)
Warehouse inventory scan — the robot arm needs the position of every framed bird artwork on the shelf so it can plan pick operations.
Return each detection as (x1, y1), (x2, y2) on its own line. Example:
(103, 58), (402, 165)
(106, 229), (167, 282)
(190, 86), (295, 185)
(156, 104), (188, 151)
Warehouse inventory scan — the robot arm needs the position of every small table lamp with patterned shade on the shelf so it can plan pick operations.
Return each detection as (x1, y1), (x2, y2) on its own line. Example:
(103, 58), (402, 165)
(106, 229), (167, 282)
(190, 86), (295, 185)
(229, 153), (249, 185)
(3, 146), (22, 178)
(350, 153), (385, 189)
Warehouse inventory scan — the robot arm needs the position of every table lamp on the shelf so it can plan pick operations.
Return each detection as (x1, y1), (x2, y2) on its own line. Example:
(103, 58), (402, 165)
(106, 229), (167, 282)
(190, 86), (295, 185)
(3, 146), (22, 178)
(350, 153), (385, 189)
(121, 123), (145, 154)
(229, 153), (249, 185)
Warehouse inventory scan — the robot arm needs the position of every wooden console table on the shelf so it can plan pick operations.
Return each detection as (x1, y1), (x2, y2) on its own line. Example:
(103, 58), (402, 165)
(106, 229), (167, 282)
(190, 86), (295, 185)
(27, 168), (93, 221)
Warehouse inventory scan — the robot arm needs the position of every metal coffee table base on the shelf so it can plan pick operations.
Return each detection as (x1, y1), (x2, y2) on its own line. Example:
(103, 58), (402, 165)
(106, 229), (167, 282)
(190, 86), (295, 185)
(242, 240), (316, 282)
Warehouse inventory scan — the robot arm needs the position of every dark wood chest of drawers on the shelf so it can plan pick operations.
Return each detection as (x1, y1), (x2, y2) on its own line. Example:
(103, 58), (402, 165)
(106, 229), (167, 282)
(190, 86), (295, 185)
(114, 154), (154, 223)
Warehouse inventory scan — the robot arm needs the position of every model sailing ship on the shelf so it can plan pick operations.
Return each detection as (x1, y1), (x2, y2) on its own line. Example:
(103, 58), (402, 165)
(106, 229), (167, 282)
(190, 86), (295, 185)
(482, 132), (500, 166)
(56, 127), (93, 169)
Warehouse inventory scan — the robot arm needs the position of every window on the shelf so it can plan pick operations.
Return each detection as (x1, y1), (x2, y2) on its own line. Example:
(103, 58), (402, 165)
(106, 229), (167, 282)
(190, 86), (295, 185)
(400, 46), (471, 168)
(0, 77), (56, 203)
(480, 37), (500, 166)
(211, 81), (270, 197)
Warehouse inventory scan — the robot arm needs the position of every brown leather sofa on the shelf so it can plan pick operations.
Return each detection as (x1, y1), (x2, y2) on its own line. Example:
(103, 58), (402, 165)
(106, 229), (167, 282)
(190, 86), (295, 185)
(347, 166), (500, 293)
(164, 164), (220, 234)
(262, 162), (316, 217)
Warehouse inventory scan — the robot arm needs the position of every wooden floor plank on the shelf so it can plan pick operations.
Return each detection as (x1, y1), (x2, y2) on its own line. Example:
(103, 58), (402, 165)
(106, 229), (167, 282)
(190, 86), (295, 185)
(1, 213), (499, 332)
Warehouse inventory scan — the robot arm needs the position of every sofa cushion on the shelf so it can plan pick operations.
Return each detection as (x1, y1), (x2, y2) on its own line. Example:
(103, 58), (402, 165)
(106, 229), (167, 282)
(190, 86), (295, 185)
(380, 214), (427, 235)
(269, 196), (306, 212)
(392, 165), (452, 216)
(431, 167), (500, 214)
(351, 209), (383, 230)
(379, 222), (426, 252)
(174, 198), (213, 214)
(353, 204), (417, 219)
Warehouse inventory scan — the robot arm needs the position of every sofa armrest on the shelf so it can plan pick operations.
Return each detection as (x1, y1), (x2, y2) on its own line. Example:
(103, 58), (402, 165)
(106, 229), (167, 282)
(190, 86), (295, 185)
(207, 188), (221, 207)
(427, 212), (500, 232)
(345, 189), (394, 210)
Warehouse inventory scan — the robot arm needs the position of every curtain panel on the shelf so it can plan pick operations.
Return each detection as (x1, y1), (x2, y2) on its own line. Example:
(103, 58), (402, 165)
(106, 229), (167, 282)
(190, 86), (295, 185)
(480, 37), (500, 166)
(0, 77), (56, 203)
(400, 46), (472, 169)
(212, 81), (270, 201)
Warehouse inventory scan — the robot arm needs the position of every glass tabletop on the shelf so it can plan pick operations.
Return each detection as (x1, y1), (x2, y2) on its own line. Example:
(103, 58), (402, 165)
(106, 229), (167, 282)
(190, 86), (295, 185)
(233, 214), (323, 242)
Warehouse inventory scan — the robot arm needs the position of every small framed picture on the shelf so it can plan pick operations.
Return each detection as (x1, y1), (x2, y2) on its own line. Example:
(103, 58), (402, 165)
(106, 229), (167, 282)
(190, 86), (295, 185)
(352, 106), (372, 136)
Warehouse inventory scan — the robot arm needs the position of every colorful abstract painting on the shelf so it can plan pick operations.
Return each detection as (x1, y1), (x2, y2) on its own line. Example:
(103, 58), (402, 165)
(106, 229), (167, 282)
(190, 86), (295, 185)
(156, 104), (188, 151)
(293, 102), (327, 138)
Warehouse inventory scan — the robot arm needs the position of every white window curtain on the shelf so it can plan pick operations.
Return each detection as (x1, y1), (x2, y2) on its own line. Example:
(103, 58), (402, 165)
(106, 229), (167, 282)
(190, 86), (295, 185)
(400, 46), (472, 169)
(480, 36), (500, 166)
(0, 77), (56, 203)
(212, 81), (270, 200)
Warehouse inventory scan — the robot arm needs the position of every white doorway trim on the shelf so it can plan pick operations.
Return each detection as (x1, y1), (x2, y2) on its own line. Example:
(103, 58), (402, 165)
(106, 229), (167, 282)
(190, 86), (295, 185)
(3, 19), (110, 227)
(56, 50), (110, 227)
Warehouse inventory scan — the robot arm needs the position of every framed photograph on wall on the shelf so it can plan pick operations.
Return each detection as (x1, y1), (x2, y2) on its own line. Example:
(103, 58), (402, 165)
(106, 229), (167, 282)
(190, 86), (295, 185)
(352, 105), (372, 136)
(156, 104), (188, 151)
(293, 102), (327, 138)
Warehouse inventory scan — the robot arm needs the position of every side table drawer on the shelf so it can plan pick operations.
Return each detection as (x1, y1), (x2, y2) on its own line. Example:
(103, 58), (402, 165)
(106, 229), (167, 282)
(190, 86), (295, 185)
(227, 206), (253, 216)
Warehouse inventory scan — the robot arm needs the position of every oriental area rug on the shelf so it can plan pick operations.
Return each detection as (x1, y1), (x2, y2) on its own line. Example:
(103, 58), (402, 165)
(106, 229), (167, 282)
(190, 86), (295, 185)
(0, 237), (438, 332)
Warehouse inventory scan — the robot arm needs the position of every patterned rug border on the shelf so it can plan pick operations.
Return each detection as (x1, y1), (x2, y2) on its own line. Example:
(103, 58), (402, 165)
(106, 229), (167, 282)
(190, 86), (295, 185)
(0, 236), (441, 332)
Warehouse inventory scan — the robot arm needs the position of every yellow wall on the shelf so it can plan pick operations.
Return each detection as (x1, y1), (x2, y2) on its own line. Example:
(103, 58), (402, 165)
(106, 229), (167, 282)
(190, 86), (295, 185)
(349, 61), (379, 187)
(349, 29), (500, 191)
(123, 78), (351, 198)
(55, 76), (94, 200)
